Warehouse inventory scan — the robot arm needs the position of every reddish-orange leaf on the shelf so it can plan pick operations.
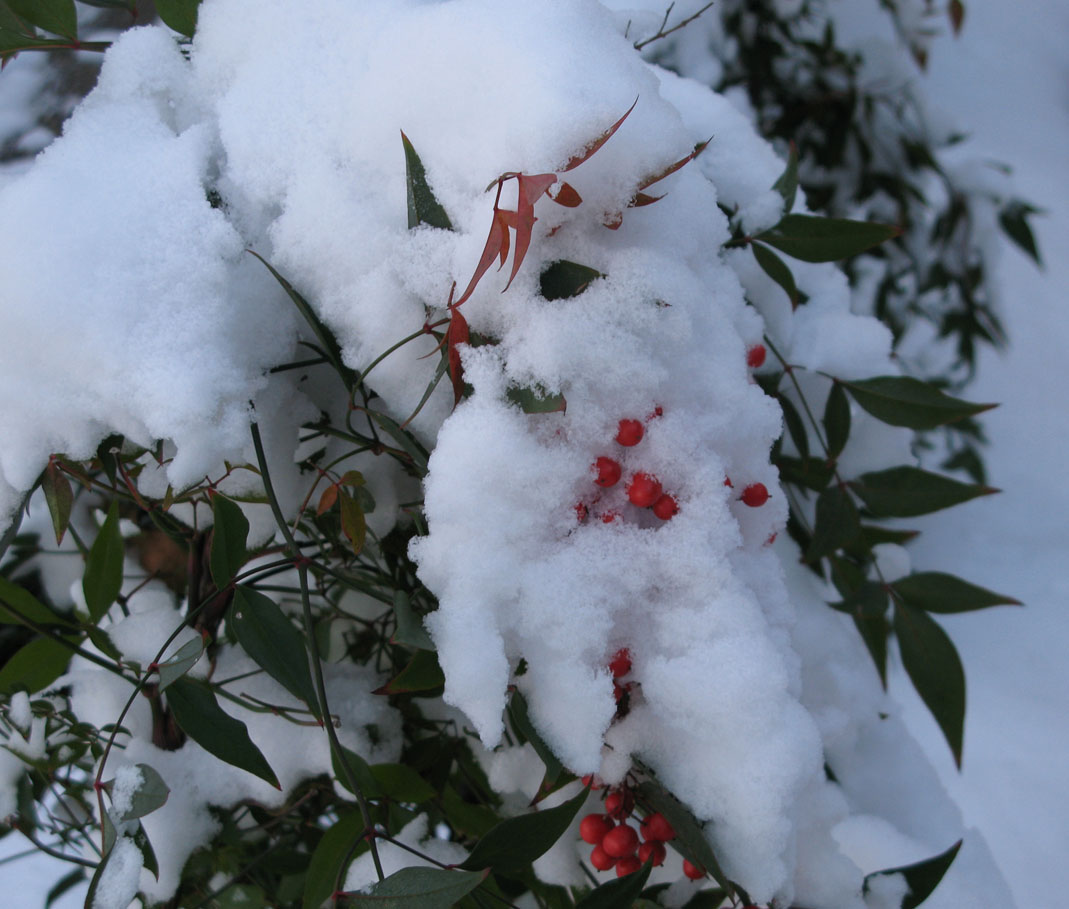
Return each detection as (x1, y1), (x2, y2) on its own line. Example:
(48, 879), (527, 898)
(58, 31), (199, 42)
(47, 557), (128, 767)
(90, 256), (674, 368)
(603, 212), (623, 230)
(637, 138), (711, 191)
(630, 191), (665, 207)
(456, 206), (510, 306)
(549, 181), (583, 207)
(446, 305), (470, 406)
(317, 484), (339, 516)
(517, 172), (558, 208)
(560, 98), (638, 172)
(501, 172), (556, 291)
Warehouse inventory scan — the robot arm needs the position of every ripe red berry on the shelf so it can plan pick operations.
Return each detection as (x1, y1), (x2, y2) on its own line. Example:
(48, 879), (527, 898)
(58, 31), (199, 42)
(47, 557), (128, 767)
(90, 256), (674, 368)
(638, 840), (667, 866)
(601, 824), (639, 858)
(627, 472), (662, 507)
(651, 493), (678, 520)
(615, 419), (644, 447)
(747, 344), (766, 368)
(640, 812), (676, 842)
(608, 648), (631, 678)
(682, 859), (705, 880)
(580, 813), (613, 845)
(616, 855), (642, 877)
(604, 789), (634, 820)
(594, 457), (622, 488)
(575, 502), (588, 522)
(590, 844), (616, 871)
(741, 482), (769, 507)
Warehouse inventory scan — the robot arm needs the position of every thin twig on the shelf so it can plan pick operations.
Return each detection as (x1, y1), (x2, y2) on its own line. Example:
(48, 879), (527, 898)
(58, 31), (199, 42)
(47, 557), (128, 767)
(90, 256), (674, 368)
(634, 1), (715, 51)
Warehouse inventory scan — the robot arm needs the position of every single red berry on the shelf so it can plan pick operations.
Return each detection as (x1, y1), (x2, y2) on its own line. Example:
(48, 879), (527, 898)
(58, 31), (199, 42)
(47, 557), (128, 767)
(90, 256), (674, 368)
(590, 844), (616, 871)
(615, 418), (644, 447)
(627, 472), (662, 507)
(575, 502), (588, 522)
(724, 476), (733, 488)
(651, 493), (678, 520)
(580, 813), (613, 845)
(594, 457), (622, 488)
(682, 859), (705, 880)
(741, 482), (769, 507)
(747, 344), (766, 368)
(601, 824), (639, 858)
(608, 648), (631, 678)
(616, 855), (642, 877)
(638, 840), (667, 866)
(604, 789), (634, 820)
(640, 813), (676, 842)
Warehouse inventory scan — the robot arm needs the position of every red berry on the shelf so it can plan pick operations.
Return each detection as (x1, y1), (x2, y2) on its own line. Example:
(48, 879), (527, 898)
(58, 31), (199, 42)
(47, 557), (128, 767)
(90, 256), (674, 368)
(651, 493), (678, 520)
(616, 855), (642, 877)
(604, 789), (634, 820)
(601, 824), (639, 858)
(580, 813), (613, 845)
(682, 859), (705, 880)
(640, 813), (676, 842)
(627, 472), (662, 507)
(608, 648), (631, 678)
(647, 406), (664, 421)
(747, 344), (766, 368)
(581, 774), (604, 790)
(638, 840), (667, 866)
(601, 510), (620, 524)
(590, 844), (616, 871)
(575, 502), (588, 522)
(594, 457), (622, 488)
(615, 419), (644, 447)
(741, 482), (769, 507)
(724, 476), (733, 488)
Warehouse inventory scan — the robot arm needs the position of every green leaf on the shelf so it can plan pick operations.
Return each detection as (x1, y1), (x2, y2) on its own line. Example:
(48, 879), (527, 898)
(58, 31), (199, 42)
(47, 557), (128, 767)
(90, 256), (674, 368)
(829, 581), (889, 687)
(459, 786), (588, 875)
(752, 241), (799, 308)
(756, 214), (900, 263)
(331, 744), (382, 799)
(374, 649), (444, 695)
(4, 0), (76, 38)
(806, 485), (860, 562)
(155, 0), (200, 36)
(231, 586), (318, 711)
(506, 384), (567, 414)
(635, 780), (731, 895)
(302, 811), (370, 909)
(209, 493), (249, 588)
(95, 434), (123, 486)
(507, 691), (563, 786)
(369, 763), (436, 804)
(998, 200), (1042, 266)
(44, 868), (85, 909)
(841, 376), (995, 430)
(339, 490), (367, 556)
(849, 467), (996, 518)
(83, 501), (124, 623)
(166, 677), (280, 788)
(776, 455), (834, 493)
(362, 409), (429, 476)
(343, 866), (487, 908)
(771, 141), (798, 212)
(0, 635), (73, 694)
(401, 131), (453, 230)
(823, 382), (851, 459)
(680, 890), (728, 909)
(118, 764), (170, 821)
(133, 821), (159, 880)
(777, 393), (809, 462)
(573, 859), (653, 908)
(539, 260), (605, 301)
(42, 460), (73, 545)
(865, 839), (962, 909)
(893, 603), (966, 767)
(156, 636), (204, 691)
(0, 575), (73, 628)
(892, 572), (1020, 614)
(390, 592), (434, 651)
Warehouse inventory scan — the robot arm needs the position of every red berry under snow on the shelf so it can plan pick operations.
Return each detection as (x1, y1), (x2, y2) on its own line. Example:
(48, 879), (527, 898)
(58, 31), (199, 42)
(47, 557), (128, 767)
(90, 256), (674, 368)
(747, 343), (767, 368)
(627, 472), (662, 507)
(616, 855), (642, 877)
(575, 502), (588, 522)
(741, 482), (769, 507)
(608, 648), (631, 678)
(594, 456), (622, 488)
(651, 493), (678, 520)
(638, 840), (667, 866)
(601, 824), (639, 858)
(682, 858), (705, 880)
(615, 418), (644, 447)
(590, 844), (616, 871)
(604, 789), (634, 820)
(579, 813), (613, 845)
(640, 812), (676, 842)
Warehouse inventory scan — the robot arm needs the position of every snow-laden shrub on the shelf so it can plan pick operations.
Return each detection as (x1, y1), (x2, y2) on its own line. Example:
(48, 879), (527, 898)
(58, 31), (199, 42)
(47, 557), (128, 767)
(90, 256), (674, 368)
(0, 2), (1021, 907)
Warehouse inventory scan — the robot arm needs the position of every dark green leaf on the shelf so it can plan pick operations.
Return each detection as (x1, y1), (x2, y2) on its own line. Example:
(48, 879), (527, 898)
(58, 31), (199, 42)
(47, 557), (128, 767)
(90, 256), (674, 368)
(343, 866), (487, 908)
(806, 485), (860, 562)
(374, 650), (444, 695)
(209, 494), (249, 588)
(771, 142), (798, 212)
(459, 786), (588, 874)
(0, 635), (74, 694)
(776, 455), (834, 493)
(941, 446), (987, 485)
(339, 490), (367, 556)
(401, 131), (452, 231)
(42, 460), (73, 545)
(777, 393), (809, 462)
(756, 214), (899, 263)
(829, 581), (889, 687)
(44, 868), (85, 909)
(998, 200), (1042, 266)
(893, 603), (965, 767)
(841, 376), (995, 430)
(157, 636), (204, 691)
(573, 859), (652, 908)
(166, 677), (280, 788)
(96, 434), (123, 486)
(390, 592), (434, 651)
(83, 501), (124, 623)
(119, 764), (170, 821)
(0, 575), (73, 628)
(441, 785), (500, 839)
(331, 744), (383, 799)
(4, 0), (76, 38)
(362, 409), (429, 476)
(850, 467), (996, 517)
(133, 821), (159, 880)
(865, 839), (962, 909)
(680, 890), (728, 908)
(507, 691), (563, 786)
(892, 572), (1020, 614)
(506, 385), (567, 414)
(752, 242), (799, 308)
(155, 0), (200, 36)
(539, 261), (605, 301)
(302, 811), (370, 909)
(823, 382), (851, 458)
(231, 586), (318, 711)
(369, 764), (436, 804)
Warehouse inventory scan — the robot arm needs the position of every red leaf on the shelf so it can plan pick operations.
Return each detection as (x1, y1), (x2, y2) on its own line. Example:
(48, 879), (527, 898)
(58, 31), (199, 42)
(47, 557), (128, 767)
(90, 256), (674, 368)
(446, 306), (470, 406)
(499, 173), (557, 292)
(603, 212), (623, 230)
(518, 172), (558, 208)
(560, 98), (637, 172)
(630, 191), (665, 207)
(548, 181), (582, 207)
(637, 138), (710, 191)
(456, 206), (510, 305)
(316, 484), (339, 516)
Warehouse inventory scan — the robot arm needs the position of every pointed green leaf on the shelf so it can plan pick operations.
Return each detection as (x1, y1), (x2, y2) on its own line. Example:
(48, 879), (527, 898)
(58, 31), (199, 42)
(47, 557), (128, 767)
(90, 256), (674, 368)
(539, 260), (605, 301)
(841, 376), (995, 430)
(44, 868), (85, 909)
(374, 650), (444, 695)
(892, 572), (1020, 614)
(118, 764), (170, 821)
(83, 501), (124, 622)
(0, 635), (74, 694)
(893, 603), (965, 767)
(806, 485), (861, 562)
(757, 214), (899, 263)
(166, 677), (280, 788)
(0, 575), (73, 627)
(157, 636), (204, 691)
(344, 866), (487, 908)
(776, 455), (835, 493)
(42, 460), (73, 545)
(777, 393), (810, 462)
(401, 131), (453, 230)
(772, 142), (799, 212)
(4, 0), (76, 38)
(209, 493), (249, 588)
(506, 384), (567, 414)
(155, 0), (200, 36)
(339, 490), (367, 556)
(829, 581), (890, 687)
(390, 592), (434, 651)
(850, 467), (996, 517)
(133, 821), (159, 880)
(507, 691), (563, 786)
(865, 839), (962, 909)
(302, 811), (370, 909)
(998, 200), (1042, 266)
(574, 858), (653, 908)
(95, 434), (123, 485)
(231, 586), (318, 711)
(459, 786), (588, 874)
(369, 764), (436, 804)
(362, 409), (429, 476)
(752, 241), (799, 308)
(823, 382), (851, 458)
